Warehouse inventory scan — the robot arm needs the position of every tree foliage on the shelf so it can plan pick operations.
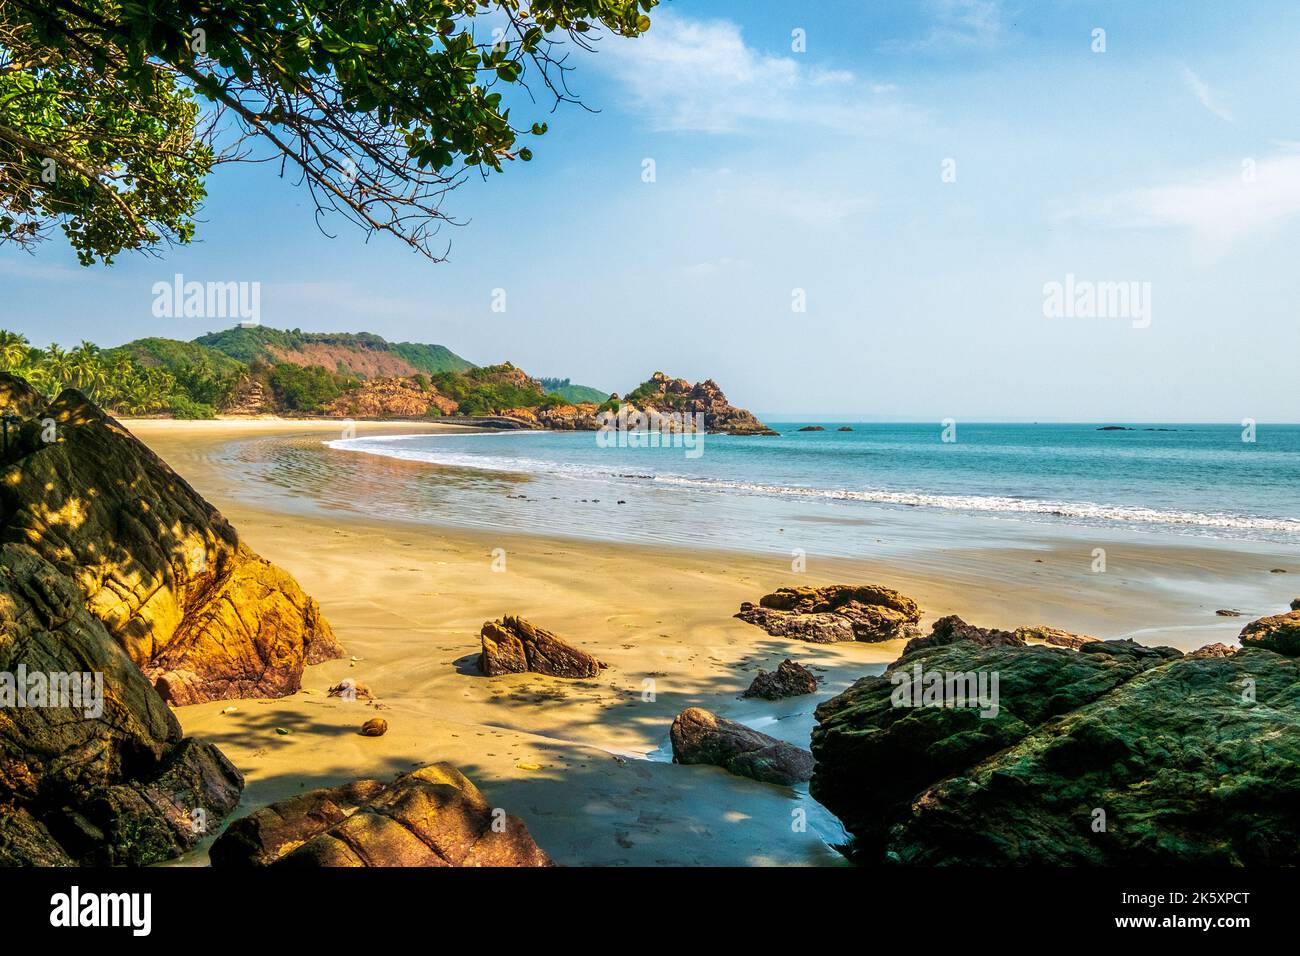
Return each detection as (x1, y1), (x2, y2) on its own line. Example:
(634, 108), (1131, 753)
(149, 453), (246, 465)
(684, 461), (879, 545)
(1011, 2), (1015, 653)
(0, 0), (656, 263)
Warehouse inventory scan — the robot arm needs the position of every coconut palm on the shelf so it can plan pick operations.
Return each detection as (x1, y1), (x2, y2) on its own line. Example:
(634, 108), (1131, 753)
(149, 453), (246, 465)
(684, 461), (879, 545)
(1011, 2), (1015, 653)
(0, 331), (29, 371)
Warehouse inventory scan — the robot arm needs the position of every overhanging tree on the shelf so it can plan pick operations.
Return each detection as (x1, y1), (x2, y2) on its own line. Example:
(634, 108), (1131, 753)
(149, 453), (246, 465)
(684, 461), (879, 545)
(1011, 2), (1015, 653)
(0, 0), (655, 264)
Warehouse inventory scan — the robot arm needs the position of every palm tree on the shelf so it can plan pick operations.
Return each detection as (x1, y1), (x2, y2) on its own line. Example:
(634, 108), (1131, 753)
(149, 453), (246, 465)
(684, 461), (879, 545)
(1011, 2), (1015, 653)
(43, 343), (73, 391)
(0, 331), (29, 372)
(69, 341), (102, 393)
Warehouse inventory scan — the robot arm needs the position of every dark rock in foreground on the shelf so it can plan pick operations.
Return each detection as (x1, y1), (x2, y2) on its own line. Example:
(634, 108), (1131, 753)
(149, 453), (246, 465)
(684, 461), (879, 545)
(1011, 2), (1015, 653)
(479, 615), (606, 678)
(0, 375), (342, 706)
(736, 584), (921, 644)
(670, 707), (813, 786)
(1240, 609), (1300, 656)
(0, 376), (263, 864)
(743, 659), (819, 699)
(811, 620), (1300, 865)
(209, 763), (552, 866)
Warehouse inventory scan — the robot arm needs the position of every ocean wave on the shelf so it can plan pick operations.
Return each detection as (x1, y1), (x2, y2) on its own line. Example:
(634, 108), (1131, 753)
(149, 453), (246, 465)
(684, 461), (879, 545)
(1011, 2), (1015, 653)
(324, 436), (1300, 535)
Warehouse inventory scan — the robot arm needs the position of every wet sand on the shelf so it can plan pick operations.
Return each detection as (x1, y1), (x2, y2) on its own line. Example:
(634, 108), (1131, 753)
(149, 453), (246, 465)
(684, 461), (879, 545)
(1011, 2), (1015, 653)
(122, 418), (1297, 867)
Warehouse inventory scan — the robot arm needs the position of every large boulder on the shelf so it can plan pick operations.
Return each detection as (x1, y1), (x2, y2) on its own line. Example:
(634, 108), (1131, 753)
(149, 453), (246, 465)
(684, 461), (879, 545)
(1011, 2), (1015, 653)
(743, 659), (819, 699)
(0, 540), (243, 865)
(670, 707), (813, 786)
(903, 615), (1023, 654)
(811, 623), (1300, 865)
(209, 763), (552, 867)
(478, 616), (605, 678)
(0, 382), (342, 704)
(736, 584), (921, 643)
(1240, 610), (1300, 656)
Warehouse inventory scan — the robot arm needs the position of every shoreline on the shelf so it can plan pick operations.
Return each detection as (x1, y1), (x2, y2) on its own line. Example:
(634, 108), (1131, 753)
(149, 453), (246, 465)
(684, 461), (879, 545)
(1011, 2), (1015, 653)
(120, 419), (1295, 866)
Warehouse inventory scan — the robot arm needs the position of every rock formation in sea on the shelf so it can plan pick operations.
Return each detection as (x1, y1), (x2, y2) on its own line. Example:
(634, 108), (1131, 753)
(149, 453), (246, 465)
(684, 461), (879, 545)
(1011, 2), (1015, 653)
(670, 707), (814, 786)
(209, 763), (552, 866)
(742, 659), (819, 699)
(479, 616), (606, 677)
(811, 612), (1300, 865)
(0, 375), (342, 706)
(736, 584), (921, 643)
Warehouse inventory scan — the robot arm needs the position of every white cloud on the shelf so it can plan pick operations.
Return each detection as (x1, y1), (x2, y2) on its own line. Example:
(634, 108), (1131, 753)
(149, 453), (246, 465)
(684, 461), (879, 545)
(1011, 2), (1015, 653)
(885, 0), (1005, 53)
(1060, 151), (1300, 251)
(597, 12), (911, 134)
(1180, 66), (1234, 122)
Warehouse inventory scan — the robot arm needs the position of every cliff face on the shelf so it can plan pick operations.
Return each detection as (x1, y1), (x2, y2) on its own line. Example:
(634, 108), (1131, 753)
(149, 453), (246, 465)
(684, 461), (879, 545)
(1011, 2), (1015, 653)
(319, 377), (455, 419)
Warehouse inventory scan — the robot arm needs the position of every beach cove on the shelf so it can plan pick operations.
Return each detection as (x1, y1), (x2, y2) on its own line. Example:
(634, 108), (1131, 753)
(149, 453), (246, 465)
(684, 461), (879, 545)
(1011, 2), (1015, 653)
(123, 419), (1299, 867)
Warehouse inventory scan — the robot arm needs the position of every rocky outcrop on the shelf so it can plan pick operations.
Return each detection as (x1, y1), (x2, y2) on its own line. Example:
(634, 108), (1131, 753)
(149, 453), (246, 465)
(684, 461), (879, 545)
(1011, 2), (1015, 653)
(620, 373), (776, 436)
(1240, 609), (1300, 656)
(0, 380), (342, 705)
(811, 621), (1300, 864)
(797, 425), (825, 432)
(0, 536), (243, 865)
(736, 585), (921, 643)
(1014, 624), (1101, 649)
(670, 708), (813, 786)
(478, 616), (606, 678)
(903, 615), (1022, 654)
(209, 763), (552, 867)
(1291, 598), (1300, 611)
(321, 377), (455, 418)
(743, 659), (819, 699)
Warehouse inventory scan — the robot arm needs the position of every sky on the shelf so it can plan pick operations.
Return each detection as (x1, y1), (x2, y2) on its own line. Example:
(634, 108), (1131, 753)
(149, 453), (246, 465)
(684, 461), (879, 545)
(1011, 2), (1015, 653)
(3, 0), (1299, 422)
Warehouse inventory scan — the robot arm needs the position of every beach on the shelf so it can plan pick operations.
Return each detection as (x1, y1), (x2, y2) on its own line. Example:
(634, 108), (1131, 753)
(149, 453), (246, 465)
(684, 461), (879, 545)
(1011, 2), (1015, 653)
(123, 418), (1298, 867)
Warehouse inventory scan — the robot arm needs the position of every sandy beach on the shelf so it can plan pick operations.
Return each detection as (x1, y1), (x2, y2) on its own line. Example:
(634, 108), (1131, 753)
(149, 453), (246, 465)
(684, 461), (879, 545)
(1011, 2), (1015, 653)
(121, 418), (1298, 867)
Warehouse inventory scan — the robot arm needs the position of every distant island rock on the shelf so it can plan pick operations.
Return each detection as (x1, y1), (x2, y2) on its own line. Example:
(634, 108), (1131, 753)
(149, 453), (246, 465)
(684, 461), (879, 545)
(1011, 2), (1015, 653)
(837, 426), (853, 431)
(1096, 425), (1133, 431)
(797, 425), (826, 432)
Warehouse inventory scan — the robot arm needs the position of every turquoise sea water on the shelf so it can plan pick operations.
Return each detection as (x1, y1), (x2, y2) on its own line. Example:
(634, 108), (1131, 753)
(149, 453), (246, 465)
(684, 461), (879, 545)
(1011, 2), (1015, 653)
(313, 422), (1300, 557)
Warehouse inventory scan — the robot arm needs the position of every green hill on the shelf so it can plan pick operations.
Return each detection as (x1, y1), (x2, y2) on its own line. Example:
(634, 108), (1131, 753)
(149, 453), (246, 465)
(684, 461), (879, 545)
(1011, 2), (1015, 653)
(106, 337), (247, 377)
(194, 326), (474, 376)
(537, 377), (610, 404)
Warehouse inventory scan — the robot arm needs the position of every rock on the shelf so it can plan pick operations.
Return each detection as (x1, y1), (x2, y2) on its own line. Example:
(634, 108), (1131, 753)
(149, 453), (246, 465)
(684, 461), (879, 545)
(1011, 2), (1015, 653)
(1188, 642), (1238, 658)
(1216, 609), (1244, 617)
(905, 615), (1023, 654)
(736, 584), (921, 644)
(478, 616), (606, 678)
(359, 718), (388, 737)
(209, 763), (552, 867)
(1271, 568), (1288, 573)
(1096, 425), (1133, 431)
(0, 383), (342, 705)
(743, 659), (819, 699)
(837, 426), (853, 431)
(1014, 624), (1101, 649)
(1239, 610), (1300, 656)
(320, 376), (455, 418)
(328, 680), (374, 701)
(812, 631), (1300, 864)
(797, 425), (826, 432)
(0, 540), (243, 865)
(1291, 598), (1300, 611)
(670, 708), (813, 786)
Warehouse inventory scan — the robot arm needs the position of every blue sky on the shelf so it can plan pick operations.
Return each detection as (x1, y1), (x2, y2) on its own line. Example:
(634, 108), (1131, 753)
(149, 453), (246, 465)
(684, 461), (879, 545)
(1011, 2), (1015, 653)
(3, 0), (1299, 421)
